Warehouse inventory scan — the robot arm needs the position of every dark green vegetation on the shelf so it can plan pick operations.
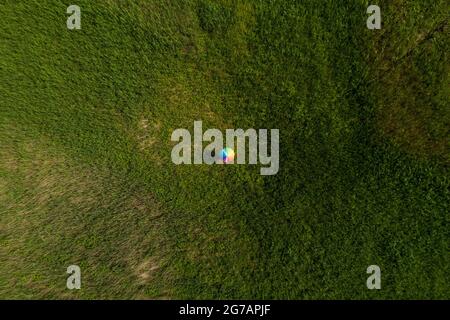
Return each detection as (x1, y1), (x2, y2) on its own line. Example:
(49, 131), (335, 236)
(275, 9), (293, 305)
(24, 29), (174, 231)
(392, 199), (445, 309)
(0, 0), (448, 299)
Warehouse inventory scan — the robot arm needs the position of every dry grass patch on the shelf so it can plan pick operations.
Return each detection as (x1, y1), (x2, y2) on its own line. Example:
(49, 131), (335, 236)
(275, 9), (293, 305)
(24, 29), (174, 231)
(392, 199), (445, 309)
(0, 133), (174, 299)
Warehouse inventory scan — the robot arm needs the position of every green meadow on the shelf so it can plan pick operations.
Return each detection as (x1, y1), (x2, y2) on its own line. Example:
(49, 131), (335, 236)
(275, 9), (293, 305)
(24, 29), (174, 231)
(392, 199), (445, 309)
(0, 0), (448, 299)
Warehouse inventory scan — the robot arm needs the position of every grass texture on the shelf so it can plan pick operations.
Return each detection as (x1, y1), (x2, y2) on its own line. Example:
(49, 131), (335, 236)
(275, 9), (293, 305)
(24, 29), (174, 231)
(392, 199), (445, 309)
(0, 0), (448, 299)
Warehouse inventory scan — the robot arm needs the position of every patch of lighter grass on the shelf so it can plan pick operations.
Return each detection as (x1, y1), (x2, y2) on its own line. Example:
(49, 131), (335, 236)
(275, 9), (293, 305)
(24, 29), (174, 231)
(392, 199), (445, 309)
(0, 130), (174, 299)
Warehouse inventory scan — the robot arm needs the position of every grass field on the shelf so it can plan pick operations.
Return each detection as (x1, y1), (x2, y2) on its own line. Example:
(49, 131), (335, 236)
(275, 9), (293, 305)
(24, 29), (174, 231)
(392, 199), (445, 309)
(0, 0), (449, 299)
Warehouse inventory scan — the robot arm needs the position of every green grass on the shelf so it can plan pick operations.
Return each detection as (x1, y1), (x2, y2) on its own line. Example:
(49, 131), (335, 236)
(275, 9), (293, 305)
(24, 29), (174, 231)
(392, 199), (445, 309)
(0, 0), (448, 299)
